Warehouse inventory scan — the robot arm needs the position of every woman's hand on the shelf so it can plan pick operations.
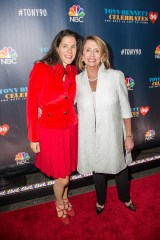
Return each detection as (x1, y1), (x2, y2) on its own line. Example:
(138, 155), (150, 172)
(125, 136), (134, 153)
(30, 142), (40, 153)
(30, 107), (42, 153)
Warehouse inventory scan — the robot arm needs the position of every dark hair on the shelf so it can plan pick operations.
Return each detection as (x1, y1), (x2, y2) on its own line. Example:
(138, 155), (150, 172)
(37, 29), (82, 67)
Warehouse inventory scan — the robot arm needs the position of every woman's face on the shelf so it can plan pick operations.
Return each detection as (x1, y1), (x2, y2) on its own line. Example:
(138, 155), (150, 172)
(57, 36), (77, 67)
(82, 40), (102, 68)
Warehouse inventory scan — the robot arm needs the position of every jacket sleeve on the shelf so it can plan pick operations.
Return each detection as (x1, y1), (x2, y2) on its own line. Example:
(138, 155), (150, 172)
(26, 63), (44, 142)
(117, 71), (132, 119)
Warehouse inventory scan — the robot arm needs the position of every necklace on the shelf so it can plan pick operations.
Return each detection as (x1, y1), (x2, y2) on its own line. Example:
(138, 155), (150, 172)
(88, 77), (97, 82)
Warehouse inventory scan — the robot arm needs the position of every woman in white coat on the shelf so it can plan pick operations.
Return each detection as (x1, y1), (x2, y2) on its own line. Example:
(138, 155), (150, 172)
(76, 36), (136, 214)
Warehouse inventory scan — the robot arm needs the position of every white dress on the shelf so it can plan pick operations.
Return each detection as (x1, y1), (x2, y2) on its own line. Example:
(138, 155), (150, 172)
(76, 64), (132, 175)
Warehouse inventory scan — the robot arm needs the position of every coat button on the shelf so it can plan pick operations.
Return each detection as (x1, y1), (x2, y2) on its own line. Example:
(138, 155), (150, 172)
(63, 111), (67, 114)
(48, 113), (51, 116)
(65, 96), (68, 99)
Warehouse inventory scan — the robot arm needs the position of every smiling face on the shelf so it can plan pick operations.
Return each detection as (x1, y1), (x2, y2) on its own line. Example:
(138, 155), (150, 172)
(82, 39), (103, 68)
(57, 36), (77, 67)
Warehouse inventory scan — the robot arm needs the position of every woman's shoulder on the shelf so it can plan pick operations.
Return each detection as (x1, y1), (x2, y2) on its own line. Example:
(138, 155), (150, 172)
(70, 65), (78, 75)
(70, 64), (77, 71)
(76, 71), (84, 83)
(76, 70), (83, 77)
(105, 68), (124, 76)
(32, 61), (50, 72)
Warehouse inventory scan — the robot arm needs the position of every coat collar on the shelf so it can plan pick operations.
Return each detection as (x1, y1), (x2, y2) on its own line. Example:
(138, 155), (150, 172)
(84, 63), (107, 79)
(81, 63), (108, 93)
(54, 63), (72, 74)
(52, 64), (74, 90)
(98, 63), (106, 72)
(83, 63), (107, 77)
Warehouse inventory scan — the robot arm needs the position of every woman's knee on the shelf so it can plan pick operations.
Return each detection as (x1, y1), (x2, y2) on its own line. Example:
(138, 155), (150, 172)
(56, 176), (69, 187)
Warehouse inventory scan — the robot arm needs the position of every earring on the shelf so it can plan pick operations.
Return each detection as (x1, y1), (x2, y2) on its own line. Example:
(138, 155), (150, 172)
(82, 60), (85, 65)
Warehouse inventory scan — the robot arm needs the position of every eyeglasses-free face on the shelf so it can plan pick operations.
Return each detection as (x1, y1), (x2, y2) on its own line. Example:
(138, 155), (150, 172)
(57, 36), (77, 67)
(82, 40), (103, 68)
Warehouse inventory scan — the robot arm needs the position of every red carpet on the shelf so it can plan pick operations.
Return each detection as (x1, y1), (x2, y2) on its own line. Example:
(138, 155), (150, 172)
(0, 173), (160, 240)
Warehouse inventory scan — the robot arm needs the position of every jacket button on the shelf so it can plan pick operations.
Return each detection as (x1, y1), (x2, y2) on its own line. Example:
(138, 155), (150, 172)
(63, 111), (67, 114)
(48, 113), (51, 116)
(65, 96), (68, 99)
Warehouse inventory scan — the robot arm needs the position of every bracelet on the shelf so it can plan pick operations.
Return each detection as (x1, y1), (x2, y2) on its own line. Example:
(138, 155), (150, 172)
(126, 135), (133, 139)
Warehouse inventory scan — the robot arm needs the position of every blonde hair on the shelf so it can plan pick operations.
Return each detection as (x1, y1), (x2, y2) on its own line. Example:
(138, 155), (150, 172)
(78, 35), (111, 71)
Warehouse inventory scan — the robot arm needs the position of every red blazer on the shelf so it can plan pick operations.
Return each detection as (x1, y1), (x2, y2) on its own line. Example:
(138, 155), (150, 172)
(26, 62), (78, 142)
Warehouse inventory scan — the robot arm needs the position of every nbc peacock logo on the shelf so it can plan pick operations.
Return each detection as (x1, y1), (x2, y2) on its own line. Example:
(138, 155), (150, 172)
(125, 77), (135, 90)
(155, 45), (160, 59)
(145, 129), (155, 140)
(15, 152), (30, 165)
(68, 5), (85, 23)
(0, 47), (18, 64)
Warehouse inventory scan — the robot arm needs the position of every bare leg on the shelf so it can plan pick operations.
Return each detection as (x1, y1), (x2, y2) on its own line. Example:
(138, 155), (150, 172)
(62, 178), (75, 216)
(54, 176), (69, 217)
(63, 185), (69, 200)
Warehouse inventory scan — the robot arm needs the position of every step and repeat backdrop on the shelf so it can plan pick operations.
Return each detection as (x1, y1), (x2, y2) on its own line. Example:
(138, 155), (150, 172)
(0, 0), (159, 177)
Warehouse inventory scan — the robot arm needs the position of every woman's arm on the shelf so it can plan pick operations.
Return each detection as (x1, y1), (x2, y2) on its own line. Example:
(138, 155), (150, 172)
(26, 63), (44, 142)
(123, 118), (134, 153)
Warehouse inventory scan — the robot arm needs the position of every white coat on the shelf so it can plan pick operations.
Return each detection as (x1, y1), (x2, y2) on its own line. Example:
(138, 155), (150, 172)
(76, 64), (132, 175)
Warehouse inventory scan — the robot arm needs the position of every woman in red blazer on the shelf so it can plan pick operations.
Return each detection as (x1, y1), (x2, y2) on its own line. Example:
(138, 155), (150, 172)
(26, 30), (81, 225)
